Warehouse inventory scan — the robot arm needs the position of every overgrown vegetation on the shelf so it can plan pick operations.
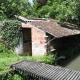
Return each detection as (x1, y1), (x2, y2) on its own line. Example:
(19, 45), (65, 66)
(32, 0), (80, 26)
(0, 43), (56, 79)
(0, 0), (32, 20)
(0, 71), (39, 80)
(0, 20), (22, 49)
(0, 0), (80, 79)
(0, 52), (56, 75)
(0, 0), (80, 26)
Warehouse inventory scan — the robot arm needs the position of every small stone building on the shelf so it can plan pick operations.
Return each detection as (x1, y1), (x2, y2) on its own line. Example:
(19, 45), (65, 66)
(15, 16), (80, 56)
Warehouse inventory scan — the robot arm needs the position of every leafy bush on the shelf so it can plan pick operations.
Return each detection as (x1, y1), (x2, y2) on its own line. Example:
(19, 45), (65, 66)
(0, 20), (22, 49)
(0, 52), (57, 75)
(32, 54), (57, 65)
(0, 71), (39, 80)
(0, 44), (9, 53)
(0, 53), (57, 80)
(0, 44), (5, 52)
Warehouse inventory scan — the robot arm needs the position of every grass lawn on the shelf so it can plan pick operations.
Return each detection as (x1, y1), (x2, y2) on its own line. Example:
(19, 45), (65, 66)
(0, 53), (28, 75)
(0, 52), (55, 75)
(0, 43), (55, 80)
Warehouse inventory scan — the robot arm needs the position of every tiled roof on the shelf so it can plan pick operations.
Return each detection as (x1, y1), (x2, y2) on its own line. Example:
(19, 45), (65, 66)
(30, 19), (80, 38)
(16, 16), (80, 38)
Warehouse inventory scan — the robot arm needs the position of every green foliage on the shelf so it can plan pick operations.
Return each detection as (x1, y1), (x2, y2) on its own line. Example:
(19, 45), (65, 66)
(0, 53), (27, 75)
(1, 0), (80, 26)
(32, 0), (80, 26)
(0, 70), (39, 80)
(0, 20), (22, 49)
(0, 71), (22, 80)
(0, 0), (32, 20)
(0, 51), (57, 80)
(0, 44), (57, 79)
(0, 52), (57, 75)
(0, 44), (7, 53)
(32, 54), (56, 65)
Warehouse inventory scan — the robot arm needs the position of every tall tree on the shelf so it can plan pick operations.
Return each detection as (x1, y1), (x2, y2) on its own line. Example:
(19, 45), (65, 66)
(0, 0), (32, 20)
(32, 0), (80, 26)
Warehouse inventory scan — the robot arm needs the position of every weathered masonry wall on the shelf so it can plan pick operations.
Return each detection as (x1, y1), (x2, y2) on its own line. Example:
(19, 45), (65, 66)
(22, 22), (47, 56)
(32, 27), (47, 56)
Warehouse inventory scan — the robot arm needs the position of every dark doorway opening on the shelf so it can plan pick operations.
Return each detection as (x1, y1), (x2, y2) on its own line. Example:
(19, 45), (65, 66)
(22, 28), (32, 56)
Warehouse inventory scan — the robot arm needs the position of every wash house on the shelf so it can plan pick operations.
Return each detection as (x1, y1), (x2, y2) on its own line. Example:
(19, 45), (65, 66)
(15, 16), (80, 56)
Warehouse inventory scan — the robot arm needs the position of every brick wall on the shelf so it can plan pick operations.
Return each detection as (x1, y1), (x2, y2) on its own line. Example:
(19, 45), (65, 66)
(22, 22), (47, 56)
(32, 27), (47, 56)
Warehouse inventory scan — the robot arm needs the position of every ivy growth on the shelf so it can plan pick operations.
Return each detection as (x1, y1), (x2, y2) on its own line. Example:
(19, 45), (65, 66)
(0, 20), (22, 49)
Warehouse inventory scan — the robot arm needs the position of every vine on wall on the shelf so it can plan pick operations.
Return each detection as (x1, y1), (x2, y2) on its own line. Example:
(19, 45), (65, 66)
(0, 20), (22, 49)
